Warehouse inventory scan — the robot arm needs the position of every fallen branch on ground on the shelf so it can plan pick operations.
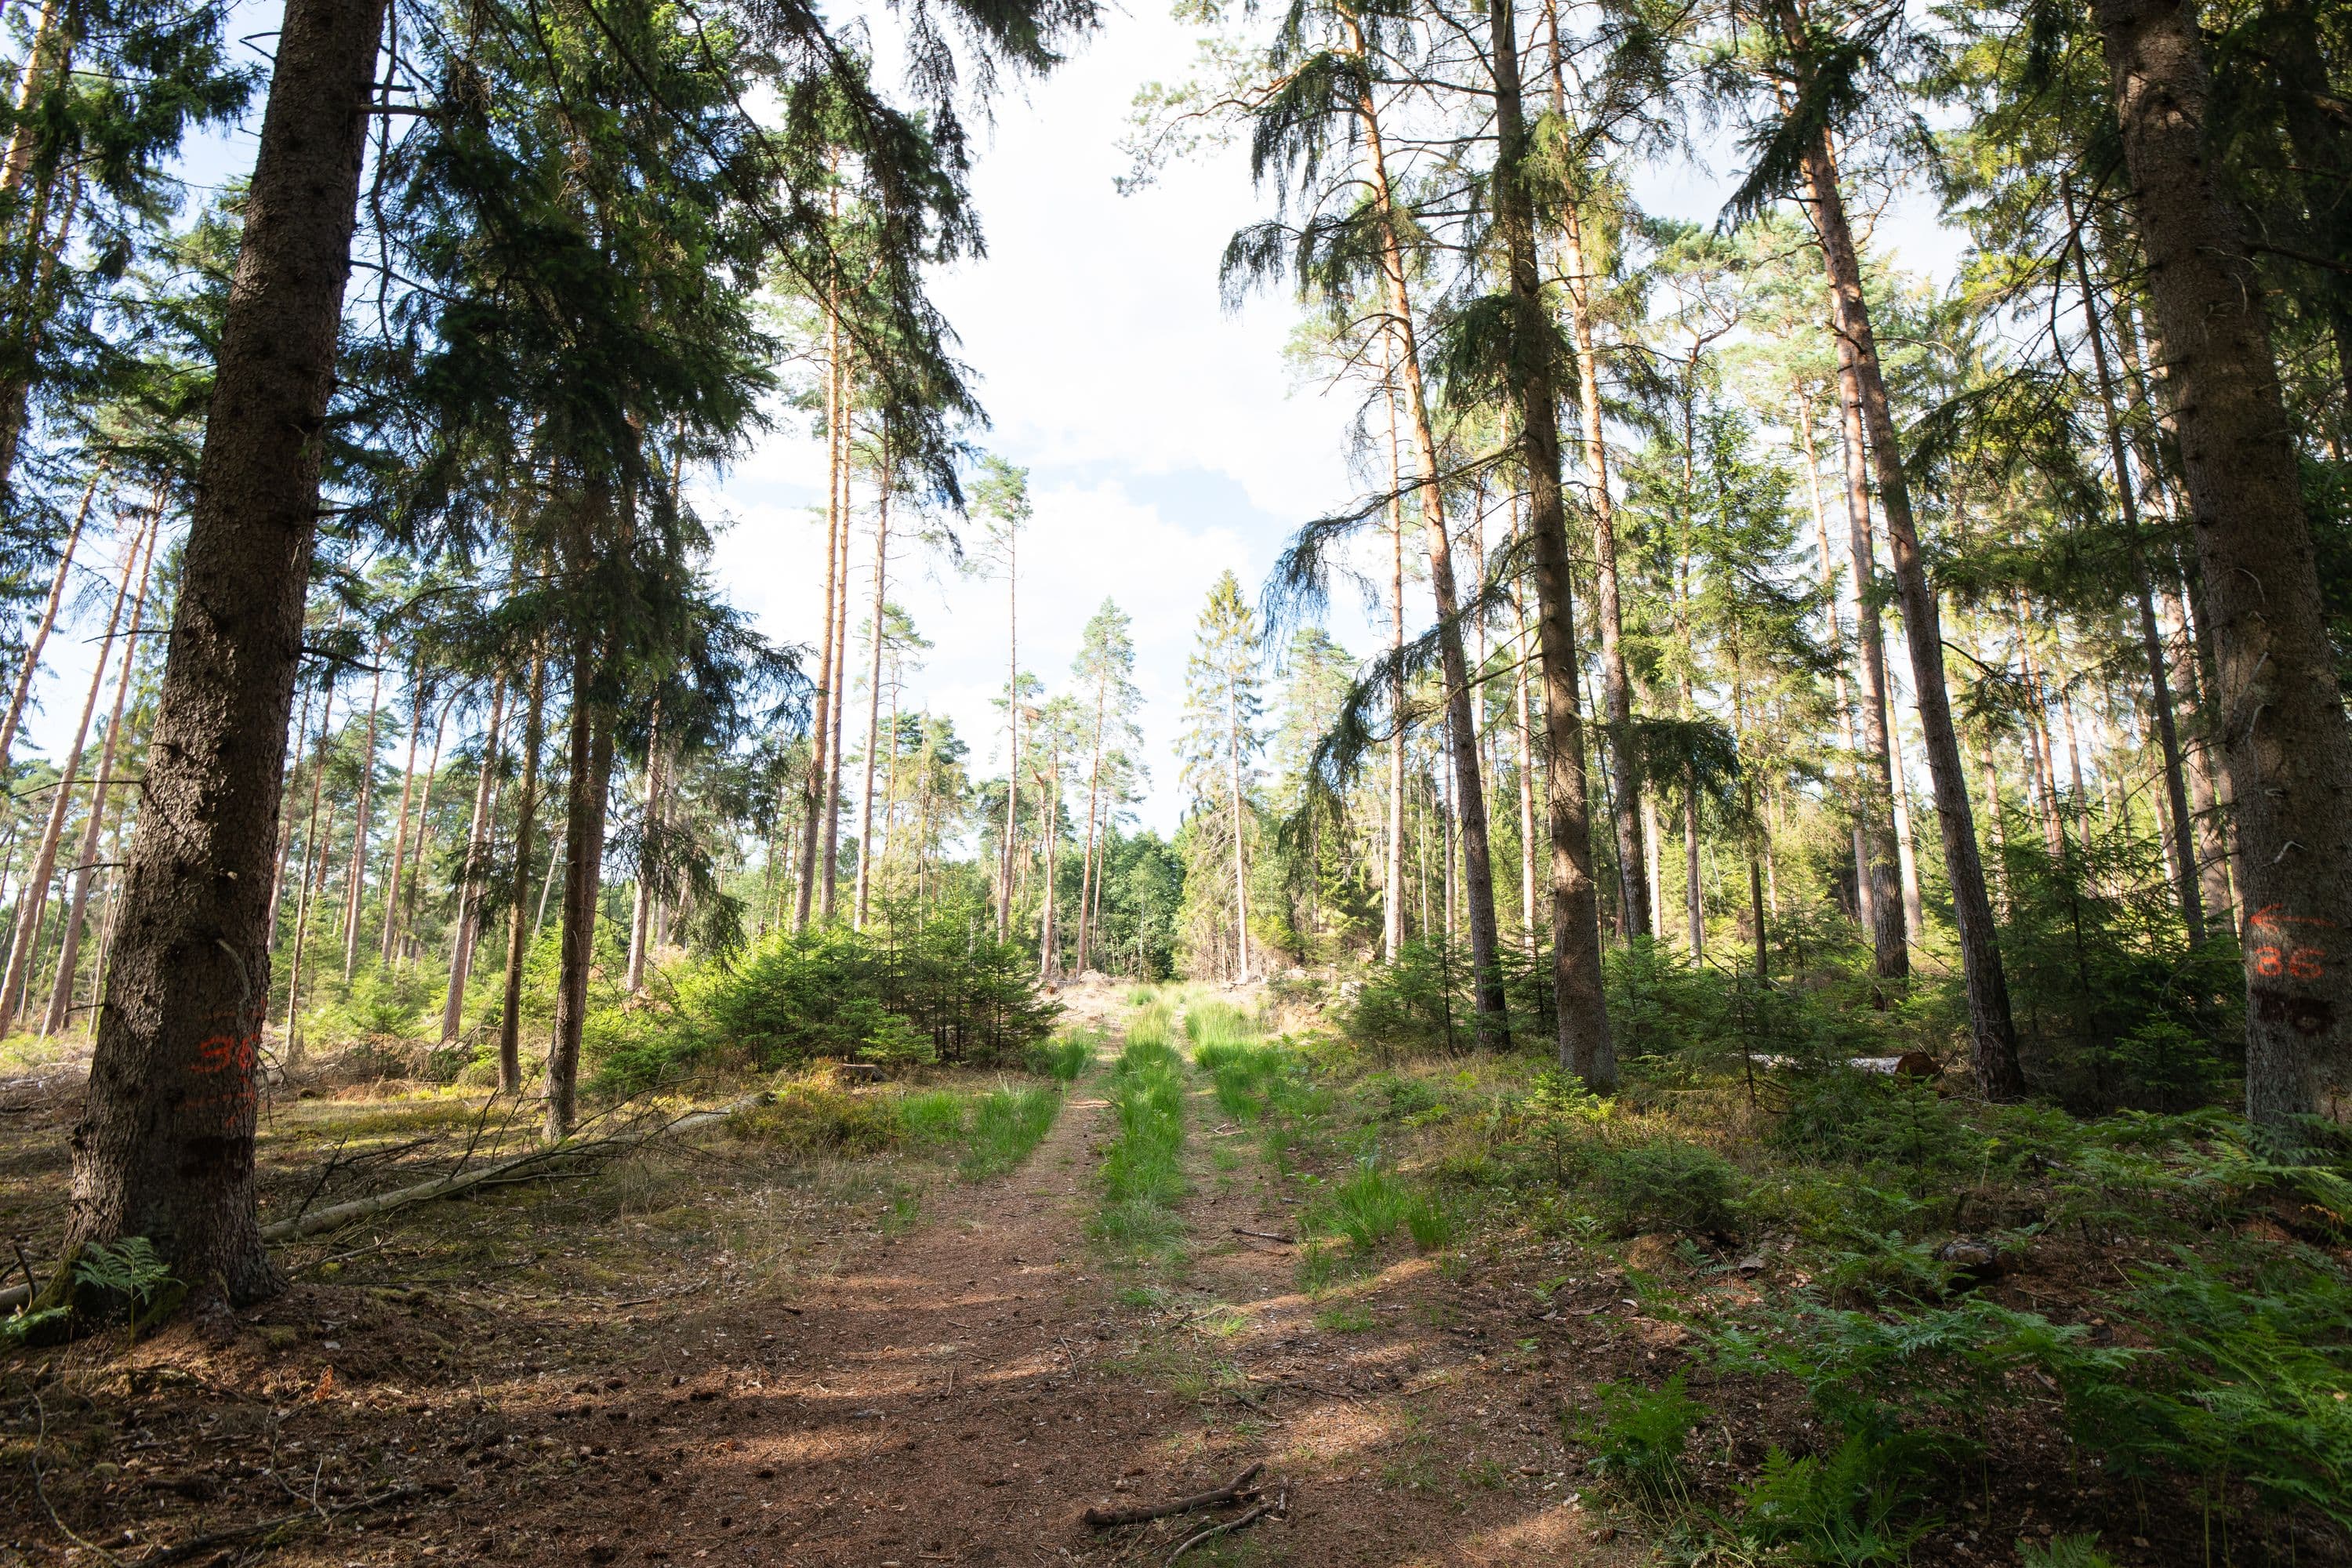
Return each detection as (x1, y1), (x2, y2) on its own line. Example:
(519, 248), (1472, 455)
(1232, 1227), (1293, 1244)
(140, 1483), (420, 1563)
(1083, 1462), (1264, 1529)
(1167, 1489), (1283, 1564)
(0, 1094), (765, 1313)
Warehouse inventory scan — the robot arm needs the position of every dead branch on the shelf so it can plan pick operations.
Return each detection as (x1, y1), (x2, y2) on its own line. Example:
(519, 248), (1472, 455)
(140, 1483), (419, 1564)
(1166, 1488), (1283, 1564)
(0, 1094), (766, 1314)
(1232, 1227), (1294, 1244)
(1083, 1462), (1265, 1529)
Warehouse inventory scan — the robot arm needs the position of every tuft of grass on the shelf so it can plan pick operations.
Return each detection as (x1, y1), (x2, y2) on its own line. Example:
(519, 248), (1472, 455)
(1309, 1160), (1425, 1254)
(1092, 1003), (1191, 1265)
(1405, 1192), (1457, 1252)
(898, 1088), (968, 1145)
(1316, 1303), (1376, 1333)
(1029, 1029), (1097, 1082)
(960, 1084), (1063, 1180)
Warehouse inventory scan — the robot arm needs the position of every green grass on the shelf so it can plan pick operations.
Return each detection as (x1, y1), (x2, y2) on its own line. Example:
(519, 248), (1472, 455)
(898, 1088), (969, 1145)
(960, 1085), (1065, 1179)
(733, 1078), (1062, 1182)
(1092, 1001), (1191, 1264)
(1030, 1028), (1098, 1082)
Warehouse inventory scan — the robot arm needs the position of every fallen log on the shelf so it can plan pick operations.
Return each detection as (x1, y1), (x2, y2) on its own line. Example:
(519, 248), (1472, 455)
(0, 1094), (764, 1314)
(1083, 1461), (1265, 1530)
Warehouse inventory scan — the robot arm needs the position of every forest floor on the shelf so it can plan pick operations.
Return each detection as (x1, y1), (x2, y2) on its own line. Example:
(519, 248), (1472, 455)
(0, 986), (1642, 1567)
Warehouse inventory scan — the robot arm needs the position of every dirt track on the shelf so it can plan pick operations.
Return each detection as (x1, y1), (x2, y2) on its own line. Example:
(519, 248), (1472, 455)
(459, 1066), (1628, 1566)
(1, 1007), (1643, 1566)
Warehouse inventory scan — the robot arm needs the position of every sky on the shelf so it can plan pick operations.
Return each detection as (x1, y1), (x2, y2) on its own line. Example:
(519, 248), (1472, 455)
(12, 0), (1973, 839)
(703, 3), (1367, 838)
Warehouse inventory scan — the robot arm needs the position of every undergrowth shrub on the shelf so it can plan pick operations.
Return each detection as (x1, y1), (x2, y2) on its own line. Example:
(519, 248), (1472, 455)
(1771, 1070), (1976, 1173)
(1573, 1372), (1707, 1508)
(728, 1078), (906, 1156)
(1738, 1430), (1947, 1566)
(695, 913), (1060, 1070)
(1590, 1137), (1743, 1237)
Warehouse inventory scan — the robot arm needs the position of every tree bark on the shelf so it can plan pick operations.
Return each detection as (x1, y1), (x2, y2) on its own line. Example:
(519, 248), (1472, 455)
(822, 471), (849, 924)
(498, 648), (546, 1093)
(1381, 341), (1407, 963)
(61, 0), (385, 1308)
(2094, 0), (2352, 1122)
(854, 463), (890, 929)
(546, 653), (614, 1142)
(1487, 0), (1612, 1086)
(1227, 686), (1251, 982)
(625, 699), (662, 993)
(795, 298), (844, 934)
(440, 672), (507, 1040)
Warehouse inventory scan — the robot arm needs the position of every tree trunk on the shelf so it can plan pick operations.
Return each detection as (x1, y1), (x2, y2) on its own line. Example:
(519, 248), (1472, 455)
(1558, 201), (1649, 940)
(1824, 297), (1907, 978)
(281, 650), (343, 1058)
(1513, 579), (1541, 956)
(1980, 735), (2009, 916)
(1076, 682), (1106, 972)
(2064, 179), (2206, 944)
(0, 464), (96, 775)
(2094, 0), (2352, 1122)
(625, 700), (662, 993)
(396, 698), (449, 964)
(440, 672), (507, 1041)
(1039, 742), (1062, 981)
(378, 677), (428, 965)
(1886, 701), (1926, 952)
(1795, 101), (2021, 1097)
(547, 655), (615, 1142)
(2, 516), (141, 1025)
(1381, 336), (1406, 964)
(498, 648), (546, 1093)
(40, 514), (155, 1037)
(339, 653), (383, 979)
(854, 464), (890, 929)
(1347, 24), (1508, 1042)
(61, 0), (384, 1308)
(998, 521), (1019, 942)
(822, 478), (849, 924)
(1227, 688), (1250, 982)
(795, 299), (844, 934)
(1794, 389), (1880, 937)
(1487, 0), (1612, 1086)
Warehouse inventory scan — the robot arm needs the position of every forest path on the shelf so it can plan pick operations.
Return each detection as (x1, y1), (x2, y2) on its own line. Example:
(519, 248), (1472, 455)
(468, 1011), (1631, 1568)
